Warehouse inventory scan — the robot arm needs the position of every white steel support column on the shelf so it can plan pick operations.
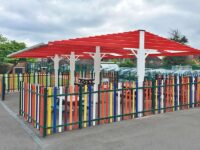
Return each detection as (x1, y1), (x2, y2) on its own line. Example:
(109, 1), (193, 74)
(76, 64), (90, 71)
(52, 54), (62, 87)
(124, 31), (160, 117)
(137, 30), (145, 117)
(93, 46), (101, 126)
(69, 52), (76, 89)
(94, 46), (101, 87)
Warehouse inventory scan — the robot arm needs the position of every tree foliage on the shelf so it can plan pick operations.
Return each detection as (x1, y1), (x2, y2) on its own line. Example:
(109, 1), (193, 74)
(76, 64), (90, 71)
(163, 29), (192, 66)
(0, 34), (26, 64)
(119, 59), (136, 67)
(169, 29), (188, 44)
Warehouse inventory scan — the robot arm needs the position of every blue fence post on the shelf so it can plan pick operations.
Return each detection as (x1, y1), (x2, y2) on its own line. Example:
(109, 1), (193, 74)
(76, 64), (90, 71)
(53, 87), (57, 133)
(78, 84), (83, 129)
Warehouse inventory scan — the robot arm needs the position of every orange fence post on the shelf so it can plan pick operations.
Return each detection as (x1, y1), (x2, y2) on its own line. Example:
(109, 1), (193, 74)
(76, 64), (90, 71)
(39, 87), (44, 136)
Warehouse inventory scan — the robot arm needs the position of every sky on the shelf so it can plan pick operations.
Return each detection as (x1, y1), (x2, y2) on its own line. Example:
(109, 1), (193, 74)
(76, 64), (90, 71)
(0, 0), (199, 48)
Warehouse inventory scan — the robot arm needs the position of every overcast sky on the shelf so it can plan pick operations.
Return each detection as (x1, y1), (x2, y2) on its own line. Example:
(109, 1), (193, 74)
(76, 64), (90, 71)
(0, 0), (199, 48)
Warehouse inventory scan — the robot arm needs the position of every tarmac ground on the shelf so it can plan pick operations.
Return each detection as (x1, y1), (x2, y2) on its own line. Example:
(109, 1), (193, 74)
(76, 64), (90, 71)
(0, 92), (200, 150)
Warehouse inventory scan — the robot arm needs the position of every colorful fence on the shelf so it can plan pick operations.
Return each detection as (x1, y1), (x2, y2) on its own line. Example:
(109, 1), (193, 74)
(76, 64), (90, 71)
(19, 74), (200, 137)
(0, 71), (97, 100)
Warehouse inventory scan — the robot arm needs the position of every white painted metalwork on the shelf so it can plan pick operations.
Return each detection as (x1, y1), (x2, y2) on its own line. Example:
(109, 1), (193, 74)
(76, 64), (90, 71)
(124, 30), (146, 117)
(51, 54), (62, 87)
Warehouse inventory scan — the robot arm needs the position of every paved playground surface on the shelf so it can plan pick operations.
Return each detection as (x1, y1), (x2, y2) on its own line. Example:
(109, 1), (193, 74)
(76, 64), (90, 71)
(1, 93), (200, 150)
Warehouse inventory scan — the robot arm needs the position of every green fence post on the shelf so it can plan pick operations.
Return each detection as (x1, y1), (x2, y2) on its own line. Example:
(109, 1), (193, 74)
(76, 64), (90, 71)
(58, 71), (60, 87)
(78, 84), (83, 129)
(2, 74), (5, 101)
(61, 72), (64, 86)
(28, 73), (31, 84)
(46, 71), (48, 87)
(151, 78), (156, 114)
(7, 74), (9, 92)
(17, 73), (20, 91)
(33, 72), (35, 84)
(43, 88), (48, 137)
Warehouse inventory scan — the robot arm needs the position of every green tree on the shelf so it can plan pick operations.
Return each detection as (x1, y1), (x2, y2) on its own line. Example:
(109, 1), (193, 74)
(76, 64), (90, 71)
(163, 29), (191, 66)
(119, 59), (136, 67)
(0, 34), (26, 64)
(169, 29), (188, 44)
(0, 34), (8, 43)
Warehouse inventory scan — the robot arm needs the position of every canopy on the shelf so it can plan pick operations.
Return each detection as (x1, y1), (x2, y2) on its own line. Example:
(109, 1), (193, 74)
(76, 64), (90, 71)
(8, 29), (200, 119)
(8, 30), (200, 58)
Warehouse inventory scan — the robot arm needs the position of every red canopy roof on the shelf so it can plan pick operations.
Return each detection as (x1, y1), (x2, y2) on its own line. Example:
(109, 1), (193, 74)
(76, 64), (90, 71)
(8, 30), (200, 58)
